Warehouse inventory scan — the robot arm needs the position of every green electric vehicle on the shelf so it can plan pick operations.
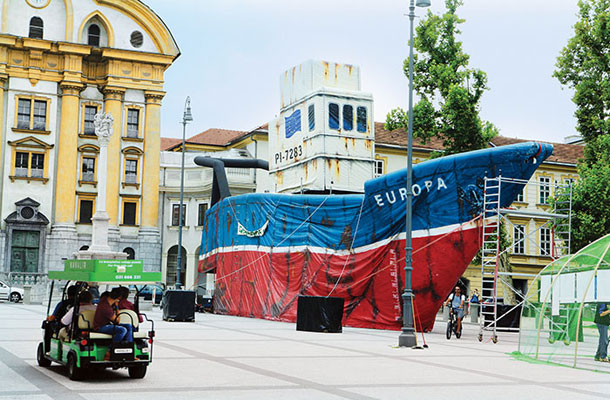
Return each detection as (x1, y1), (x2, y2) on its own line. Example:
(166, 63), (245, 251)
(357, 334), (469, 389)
(37, 259), (162, 380)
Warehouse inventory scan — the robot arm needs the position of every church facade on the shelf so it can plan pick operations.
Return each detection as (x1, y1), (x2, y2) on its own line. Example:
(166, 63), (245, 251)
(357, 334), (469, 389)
(0, 0), (179, 279)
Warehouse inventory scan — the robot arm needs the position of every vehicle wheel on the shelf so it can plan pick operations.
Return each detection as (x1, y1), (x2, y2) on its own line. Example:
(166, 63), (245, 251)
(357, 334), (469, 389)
(478, 334), (483, 342)
(37, 343), (51, 367)
(10, 292), (21, 303)
(128, 364), (147, 379)
(446, 322), (452, 340)
(67, 353), (82, 381)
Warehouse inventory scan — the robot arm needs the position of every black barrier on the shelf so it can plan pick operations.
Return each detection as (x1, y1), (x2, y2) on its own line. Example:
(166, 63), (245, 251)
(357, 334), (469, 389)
(483, 304), (521, 329)
(296, 295), (344, 333)
(162, 290), (196, 321)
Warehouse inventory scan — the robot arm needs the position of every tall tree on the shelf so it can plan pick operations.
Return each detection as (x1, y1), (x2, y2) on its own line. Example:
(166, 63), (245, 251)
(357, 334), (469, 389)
(385, 0), (497, 155)
(554, 0), (610, 150)
(554, 0), (610, 250)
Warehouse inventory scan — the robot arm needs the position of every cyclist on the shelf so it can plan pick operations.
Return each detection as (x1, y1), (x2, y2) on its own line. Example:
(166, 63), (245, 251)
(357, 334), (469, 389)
(445, 286), (466, 335)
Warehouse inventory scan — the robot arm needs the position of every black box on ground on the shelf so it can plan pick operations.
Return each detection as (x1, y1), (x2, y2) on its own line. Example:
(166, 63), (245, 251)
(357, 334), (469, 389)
(162, 290), (195, 321)
(296, 295), (344, 333)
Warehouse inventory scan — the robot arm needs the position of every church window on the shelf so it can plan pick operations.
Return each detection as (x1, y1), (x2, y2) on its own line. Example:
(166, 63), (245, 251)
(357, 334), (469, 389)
(126, 108), (140, 137)
(78, 198), (94, 224)
(15, 97), (49, 131)
(83, 105), (98, 135)
(125, 159), (138, 183)
(28, 17), (43, 39)
(8, 137), (52, 183)
(82, 157), (95, 182)
(88, 24), (101, 46)
(130, 31), (143, 48)
(122, 200), (138, 226)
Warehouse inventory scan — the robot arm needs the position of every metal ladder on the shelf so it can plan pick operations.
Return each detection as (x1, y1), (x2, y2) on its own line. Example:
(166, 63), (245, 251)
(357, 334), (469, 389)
(479, 176), (502, 343)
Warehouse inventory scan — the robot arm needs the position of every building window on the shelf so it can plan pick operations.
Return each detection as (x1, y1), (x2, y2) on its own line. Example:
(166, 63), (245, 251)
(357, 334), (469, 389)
(15, 152), (28, 177)
(343, 104), (353, 131)
(308, 104), (315, 131)
(125, 159), (138, 184)
(130, 31), (143, 48)
(126, 108), (140, 137)
(539, 176), (550, 204)
(513, 224), (525, 254)
(78, 199), (94, 224)
(198, 203), (208, 226)
(540, 227), (551, 256)
(374, 159), (385, 178)
(88, 24), (100, 46)
(329, 103), (339, 130)
(123, 247), (135, 260)
(357, 106), (367, 133)
(16, 98), (48, 131)
(516, 185), (525, 202)
(83, 105), (97, 135)
(29, 17), (43, 39)
(31, 153), (44, 178)
(123, 201), (137, 225)
(15, 152), (44, 178)
(172, 204), (186, 226)
(82, 157), (95, 182)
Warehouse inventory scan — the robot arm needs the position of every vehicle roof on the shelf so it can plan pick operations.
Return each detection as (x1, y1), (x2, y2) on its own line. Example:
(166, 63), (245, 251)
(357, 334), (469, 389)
(48, 259), (161, 284)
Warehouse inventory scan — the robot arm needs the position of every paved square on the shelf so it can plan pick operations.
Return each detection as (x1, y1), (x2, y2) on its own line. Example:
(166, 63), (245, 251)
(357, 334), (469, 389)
(0, 302), (608, 400)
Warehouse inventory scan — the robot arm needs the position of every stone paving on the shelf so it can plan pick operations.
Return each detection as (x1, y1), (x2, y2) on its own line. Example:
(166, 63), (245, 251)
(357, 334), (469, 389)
(0, 301), (608, 400)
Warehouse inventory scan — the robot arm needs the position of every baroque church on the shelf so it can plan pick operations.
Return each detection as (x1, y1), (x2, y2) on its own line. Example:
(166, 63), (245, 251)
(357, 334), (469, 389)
(0, 0), (178, 277)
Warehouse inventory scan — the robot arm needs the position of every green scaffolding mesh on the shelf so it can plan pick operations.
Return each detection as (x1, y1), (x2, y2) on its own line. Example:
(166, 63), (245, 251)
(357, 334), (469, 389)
(518, 234), (610, 372)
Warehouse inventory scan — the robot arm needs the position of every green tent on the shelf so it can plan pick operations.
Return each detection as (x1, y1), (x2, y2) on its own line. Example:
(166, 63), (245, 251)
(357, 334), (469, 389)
(518, 234), (610, 372)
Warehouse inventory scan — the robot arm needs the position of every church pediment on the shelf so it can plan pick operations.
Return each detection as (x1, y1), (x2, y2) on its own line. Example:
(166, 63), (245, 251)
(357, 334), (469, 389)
(8, 136), (54, 149)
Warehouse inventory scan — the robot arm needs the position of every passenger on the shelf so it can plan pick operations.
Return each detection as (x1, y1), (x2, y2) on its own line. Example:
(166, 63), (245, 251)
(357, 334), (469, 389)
(60, 291), (96, 327)
(117, 286), (135, 310)
(117, 286), (143, 324)
(47, 285), (78, 322)
(93, 288), (133, 346)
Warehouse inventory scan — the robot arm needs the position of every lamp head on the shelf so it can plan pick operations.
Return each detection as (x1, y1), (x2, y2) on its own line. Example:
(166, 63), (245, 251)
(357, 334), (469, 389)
(183, 96), (193, 123)
(416, 0), (431, 7)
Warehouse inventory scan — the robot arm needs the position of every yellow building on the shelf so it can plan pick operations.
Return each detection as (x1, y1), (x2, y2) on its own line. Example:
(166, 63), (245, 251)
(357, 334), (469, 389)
(0, 0), (179, 278)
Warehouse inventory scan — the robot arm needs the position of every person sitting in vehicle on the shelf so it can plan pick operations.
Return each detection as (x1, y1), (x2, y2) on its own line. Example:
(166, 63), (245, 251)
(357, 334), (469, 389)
(117, 286), (143, 324)
(47, 285), (77, 322)
(444, 286), (466, 334)
(93, 288), (133, 345)
(58, 291), (96, 340)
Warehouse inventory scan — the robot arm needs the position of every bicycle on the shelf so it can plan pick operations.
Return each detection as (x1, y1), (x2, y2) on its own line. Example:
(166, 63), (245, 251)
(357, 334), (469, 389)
(446, 308), (462, 339)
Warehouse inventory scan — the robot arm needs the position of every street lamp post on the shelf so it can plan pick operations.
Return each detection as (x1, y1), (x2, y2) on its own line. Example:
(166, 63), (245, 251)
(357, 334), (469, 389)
(176, 96), (193, 290)
(399, 0), (430, 348)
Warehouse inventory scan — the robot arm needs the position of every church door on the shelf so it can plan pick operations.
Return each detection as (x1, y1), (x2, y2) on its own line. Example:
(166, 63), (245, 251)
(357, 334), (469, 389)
(10, 230), (39, 272)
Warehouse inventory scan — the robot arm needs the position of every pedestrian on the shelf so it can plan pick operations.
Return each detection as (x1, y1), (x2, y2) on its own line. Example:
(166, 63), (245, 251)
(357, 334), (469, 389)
(470, 289), (480, 304)
(594, 302), (610, 362)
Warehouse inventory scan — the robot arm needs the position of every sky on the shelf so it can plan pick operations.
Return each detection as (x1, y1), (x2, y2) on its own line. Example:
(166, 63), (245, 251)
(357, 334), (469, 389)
(145, 0), (581, 144)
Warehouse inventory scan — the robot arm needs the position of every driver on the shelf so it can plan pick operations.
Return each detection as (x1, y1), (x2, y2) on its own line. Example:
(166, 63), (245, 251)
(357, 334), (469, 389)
(445, 286), (466, 335)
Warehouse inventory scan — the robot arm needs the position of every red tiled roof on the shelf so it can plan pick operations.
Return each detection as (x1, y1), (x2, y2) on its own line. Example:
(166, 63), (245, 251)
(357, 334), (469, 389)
(374, 122), (584, 165)
(174, 122), (583, 165)
(186, 128), (247, 146)
(160, 137), (181, 151)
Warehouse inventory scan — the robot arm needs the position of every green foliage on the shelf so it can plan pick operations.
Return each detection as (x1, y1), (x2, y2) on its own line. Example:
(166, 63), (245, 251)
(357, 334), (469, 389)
(555, 135), (610, 252)
(385, 0), (497, 155)
(554, 0), (610, 144)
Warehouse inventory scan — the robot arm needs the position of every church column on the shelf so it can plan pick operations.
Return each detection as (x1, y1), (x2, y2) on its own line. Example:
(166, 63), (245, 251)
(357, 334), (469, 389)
(141, 91), (164, 229)
(102, 87), (125, 226)
(54, 83), (83, 225)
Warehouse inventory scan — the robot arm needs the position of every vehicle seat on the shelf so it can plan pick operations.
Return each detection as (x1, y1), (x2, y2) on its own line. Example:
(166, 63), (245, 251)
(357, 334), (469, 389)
(78, 309), (112, 340)
(118, 309), (148, 339)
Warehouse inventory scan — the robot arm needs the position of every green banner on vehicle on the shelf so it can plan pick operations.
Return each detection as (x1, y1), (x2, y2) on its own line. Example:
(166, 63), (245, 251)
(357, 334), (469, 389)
(48, 259), (162, 283)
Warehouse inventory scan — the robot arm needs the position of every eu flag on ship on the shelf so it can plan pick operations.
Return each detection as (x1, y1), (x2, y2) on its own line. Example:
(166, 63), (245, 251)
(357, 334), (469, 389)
(284, 110), (301, 138)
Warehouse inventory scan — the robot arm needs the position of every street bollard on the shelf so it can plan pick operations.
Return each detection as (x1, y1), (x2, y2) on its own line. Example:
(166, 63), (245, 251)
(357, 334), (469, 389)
(470, 303), (479, 323)
(23, 285), (31, 305)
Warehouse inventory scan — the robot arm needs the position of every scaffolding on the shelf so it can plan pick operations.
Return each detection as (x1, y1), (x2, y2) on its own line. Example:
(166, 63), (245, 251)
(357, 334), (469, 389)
(478, 176), (572, 343)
